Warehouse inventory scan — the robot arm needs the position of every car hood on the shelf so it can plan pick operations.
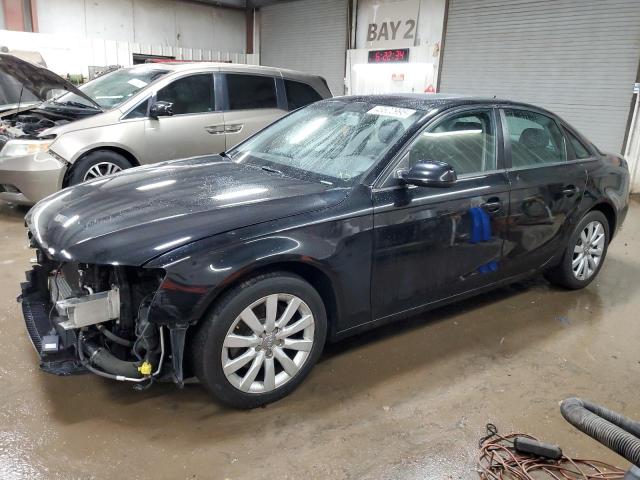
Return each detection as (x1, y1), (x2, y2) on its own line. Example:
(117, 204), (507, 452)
(26, 155), (349, 266)
(0, 53), (99, 108)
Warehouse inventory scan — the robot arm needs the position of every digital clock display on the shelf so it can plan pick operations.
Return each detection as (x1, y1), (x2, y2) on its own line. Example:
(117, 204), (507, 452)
(368, 48), (410, 63)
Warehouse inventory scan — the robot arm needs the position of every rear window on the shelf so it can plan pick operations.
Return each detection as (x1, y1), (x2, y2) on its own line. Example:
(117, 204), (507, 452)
(564, 128), (592, 159)
(226, 74), (277, 110)
(285, 79), (323, 110)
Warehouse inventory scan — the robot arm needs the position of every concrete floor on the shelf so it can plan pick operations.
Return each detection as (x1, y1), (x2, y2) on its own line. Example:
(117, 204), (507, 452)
(1, 199), (639, 479)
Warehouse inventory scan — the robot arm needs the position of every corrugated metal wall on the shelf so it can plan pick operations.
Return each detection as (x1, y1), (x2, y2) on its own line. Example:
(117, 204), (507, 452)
(260, 0), (347, 95)
(440, 0), (640, 153)
(35, 0), (246, 53)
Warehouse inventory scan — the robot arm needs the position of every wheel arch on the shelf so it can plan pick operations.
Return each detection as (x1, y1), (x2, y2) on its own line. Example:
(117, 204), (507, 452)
(198, 260), (341, 338)
(589, 202), (617, 239)
(63, 146), (140, 187)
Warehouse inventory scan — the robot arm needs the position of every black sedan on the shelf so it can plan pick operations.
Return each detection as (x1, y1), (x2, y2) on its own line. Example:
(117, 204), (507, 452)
(19, 95), (629, 408)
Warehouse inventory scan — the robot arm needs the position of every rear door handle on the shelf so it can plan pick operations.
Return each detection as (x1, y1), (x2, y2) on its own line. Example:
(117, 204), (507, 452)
(225, 124), (244, 134)
(481, 197), (502, 213)
(562, 185), (578, 197)
(205, 125), (225, 135)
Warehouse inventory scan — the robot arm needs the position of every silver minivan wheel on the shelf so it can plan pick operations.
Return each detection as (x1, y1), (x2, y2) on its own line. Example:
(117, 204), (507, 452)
(572, 220), (606, 281)
(221, 293), (315, 394)
(83, 162), (123, 180)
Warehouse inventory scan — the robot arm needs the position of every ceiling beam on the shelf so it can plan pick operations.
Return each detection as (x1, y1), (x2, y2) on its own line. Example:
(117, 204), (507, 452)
(189, 0), (300, 8)
(189, 0), (247, 9)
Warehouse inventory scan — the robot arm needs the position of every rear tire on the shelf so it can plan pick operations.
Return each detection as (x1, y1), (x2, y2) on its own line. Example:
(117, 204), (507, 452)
(191, 272), (327, 409)
(68, 150), (132, 185)
(544, 210), (610, 289)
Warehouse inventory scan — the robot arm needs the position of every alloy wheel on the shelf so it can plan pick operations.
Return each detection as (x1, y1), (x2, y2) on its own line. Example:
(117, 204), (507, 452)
(572, 220), (605, 281)
(83, 162), (123, 181)
(221, 293), (315, 394)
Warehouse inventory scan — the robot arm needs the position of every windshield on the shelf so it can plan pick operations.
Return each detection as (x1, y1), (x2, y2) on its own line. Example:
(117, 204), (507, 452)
(229, 100), (423, 184)
(51, 67), (169, 110)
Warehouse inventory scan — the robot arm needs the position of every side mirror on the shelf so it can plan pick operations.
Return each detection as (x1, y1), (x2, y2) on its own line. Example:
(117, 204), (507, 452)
(149, 101), (174, 119)
(397, 160), (457, 188)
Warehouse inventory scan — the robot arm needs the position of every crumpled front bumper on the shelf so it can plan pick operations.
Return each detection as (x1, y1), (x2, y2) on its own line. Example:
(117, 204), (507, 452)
(0, 150), (67, 205)
(18, 266), (86, 376)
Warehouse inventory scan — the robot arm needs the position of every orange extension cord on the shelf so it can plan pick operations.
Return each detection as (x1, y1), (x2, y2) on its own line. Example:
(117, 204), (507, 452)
(477, 424), (627, 479)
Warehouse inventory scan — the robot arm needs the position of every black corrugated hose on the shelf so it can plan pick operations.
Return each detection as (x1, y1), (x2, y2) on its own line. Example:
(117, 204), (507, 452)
(561, 397), (640, 467)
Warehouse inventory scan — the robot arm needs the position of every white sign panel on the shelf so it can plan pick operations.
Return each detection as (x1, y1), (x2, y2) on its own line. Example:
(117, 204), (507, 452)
(356, 0), (420, 48)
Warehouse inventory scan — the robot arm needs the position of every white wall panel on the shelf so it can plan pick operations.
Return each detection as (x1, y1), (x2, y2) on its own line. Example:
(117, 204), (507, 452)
(34, 0), (245, 54)
(132, 0), (177, 46)
(0, 29), (246, 77)
(212, 7), (245, 53)
(176, 2), (215, 49)
(85, 0), (134, 42)
(35, 0), (86, 36)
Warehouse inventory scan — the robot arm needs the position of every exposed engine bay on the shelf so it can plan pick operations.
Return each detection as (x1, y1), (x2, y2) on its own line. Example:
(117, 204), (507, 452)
(20, 246), (169, 387)
(0, 109), (72, 149)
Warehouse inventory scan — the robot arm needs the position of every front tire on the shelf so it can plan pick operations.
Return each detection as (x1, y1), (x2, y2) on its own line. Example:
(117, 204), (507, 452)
(68, 150), (132, 186)
(191, 272), (327, 409)
(545, 210), (610, 289)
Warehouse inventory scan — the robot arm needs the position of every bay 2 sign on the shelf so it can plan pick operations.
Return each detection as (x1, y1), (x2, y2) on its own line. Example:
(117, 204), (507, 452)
(367, 19), (416, 43)
(356, 0), (420, 48)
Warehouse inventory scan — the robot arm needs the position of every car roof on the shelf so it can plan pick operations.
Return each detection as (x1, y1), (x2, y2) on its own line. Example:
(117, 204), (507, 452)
(120, 61), (322, 79)
(329, 93), (552, 115)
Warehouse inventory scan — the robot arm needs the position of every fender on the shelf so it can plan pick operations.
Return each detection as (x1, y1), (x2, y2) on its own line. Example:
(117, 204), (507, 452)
(49, 121), (143, 166)
(580, 156), (630, 237)
(144, 185), (375, 335)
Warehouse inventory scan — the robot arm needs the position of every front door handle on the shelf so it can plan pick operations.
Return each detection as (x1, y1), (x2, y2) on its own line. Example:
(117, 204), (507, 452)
(481, 198), (502, 213)
(562, 185), (578, 197)
(225, 124), (244, 134)
(205, 125), (225, 135)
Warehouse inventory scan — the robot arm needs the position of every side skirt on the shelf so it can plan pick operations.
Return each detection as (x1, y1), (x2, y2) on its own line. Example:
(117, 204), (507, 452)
(331, 267), (547, 342)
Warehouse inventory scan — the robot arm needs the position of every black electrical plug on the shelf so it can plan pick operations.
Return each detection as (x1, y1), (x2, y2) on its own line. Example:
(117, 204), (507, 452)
(513, 436), (563, 460)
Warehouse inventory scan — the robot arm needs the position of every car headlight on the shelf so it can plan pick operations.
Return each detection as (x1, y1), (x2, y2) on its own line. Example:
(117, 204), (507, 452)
(0, 139), (53, 158)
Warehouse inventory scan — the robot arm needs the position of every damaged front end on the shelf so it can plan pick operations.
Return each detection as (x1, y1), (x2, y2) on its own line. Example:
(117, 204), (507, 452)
(0, 110), (72, 150)
(0, 52), (101, 151)
(18, 245), (169, 387)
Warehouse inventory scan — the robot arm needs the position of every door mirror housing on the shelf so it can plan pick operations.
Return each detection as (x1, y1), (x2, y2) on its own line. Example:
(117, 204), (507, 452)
(397, 160), (457, 187)
(149, 101), (174, 119)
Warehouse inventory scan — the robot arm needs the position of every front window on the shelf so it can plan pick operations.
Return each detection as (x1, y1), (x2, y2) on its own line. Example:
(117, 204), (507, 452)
(50, 67), (169, 110)
(228, 100), (423, 184)
(398, 109), (497, 176)
(156, 74), (214, 114)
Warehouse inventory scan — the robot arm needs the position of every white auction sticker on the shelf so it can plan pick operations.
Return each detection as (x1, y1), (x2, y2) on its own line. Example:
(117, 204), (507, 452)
(127, 78), (148, 89)
(367, 105), (416, 119)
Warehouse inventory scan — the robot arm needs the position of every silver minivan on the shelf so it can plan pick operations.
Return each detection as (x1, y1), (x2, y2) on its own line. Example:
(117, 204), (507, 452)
(0, 54), (331, 205)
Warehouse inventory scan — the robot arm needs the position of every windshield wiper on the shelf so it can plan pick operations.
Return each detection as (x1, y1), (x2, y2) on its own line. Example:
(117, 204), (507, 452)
(53, 100), (101, 110)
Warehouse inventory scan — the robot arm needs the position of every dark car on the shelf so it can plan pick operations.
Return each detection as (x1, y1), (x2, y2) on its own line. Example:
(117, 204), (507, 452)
(19, 94), (629, 408)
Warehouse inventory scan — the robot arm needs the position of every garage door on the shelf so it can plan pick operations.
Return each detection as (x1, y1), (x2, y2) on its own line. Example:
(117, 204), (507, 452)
(260, 0), (347, 96)
(439, 0), (640, 154)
